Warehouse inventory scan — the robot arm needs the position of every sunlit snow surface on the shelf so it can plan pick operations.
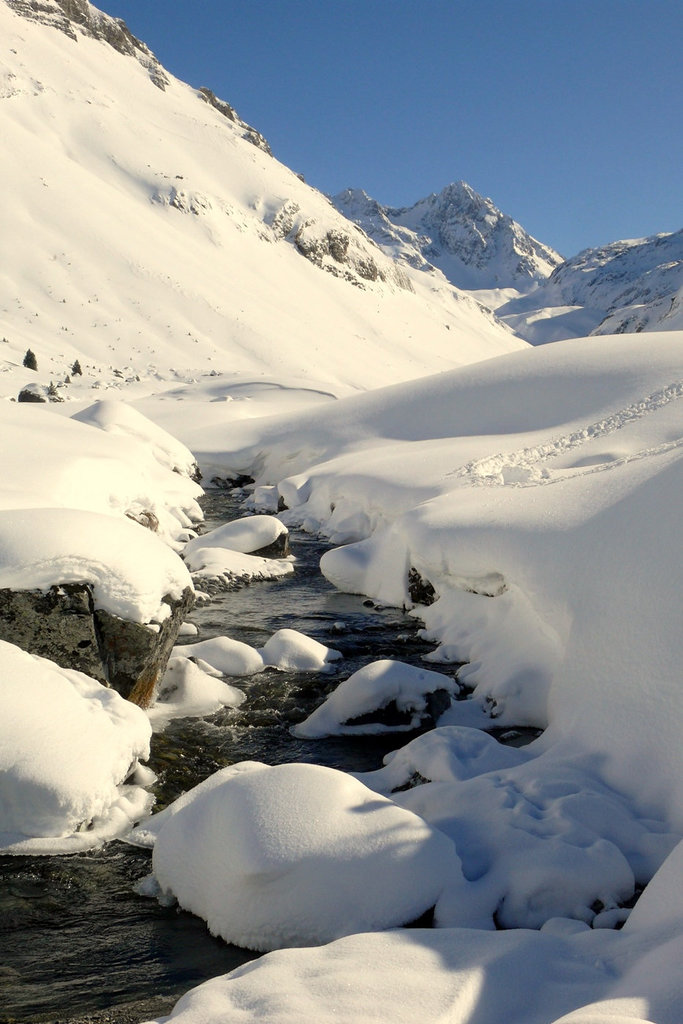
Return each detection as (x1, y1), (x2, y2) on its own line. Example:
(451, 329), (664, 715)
(0, 640), (153, 854)
(0, 3), (681, 1021)
(140, 331), (683, 1024)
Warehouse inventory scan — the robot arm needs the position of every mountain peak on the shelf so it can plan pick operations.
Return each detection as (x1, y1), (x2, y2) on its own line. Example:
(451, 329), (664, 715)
(333, 181), (563, 292)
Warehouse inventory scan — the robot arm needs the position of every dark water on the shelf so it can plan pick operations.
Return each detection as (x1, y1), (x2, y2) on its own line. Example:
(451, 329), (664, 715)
(0, 492), (456, 1023)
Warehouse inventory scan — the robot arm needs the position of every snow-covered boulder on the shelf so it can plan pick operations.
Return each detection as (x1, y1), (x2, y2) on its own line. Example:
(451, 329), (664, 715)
(148, 656), (245, 729)
(0, 639), (153, 854)
(292, 659), (458, 738)
(184, 515), (290, 558)
(259, 628), (341, 673)
(148, 761), (458, 951)
(0, 507), (194, 705)
(173, 635), (265, 677)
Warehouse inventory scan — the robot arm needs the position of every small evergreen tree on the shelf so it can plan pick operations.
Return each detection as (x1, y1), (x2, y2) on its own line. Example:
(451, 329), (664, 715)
(71, 358), (82, 376)
(23, 348), (38, 371)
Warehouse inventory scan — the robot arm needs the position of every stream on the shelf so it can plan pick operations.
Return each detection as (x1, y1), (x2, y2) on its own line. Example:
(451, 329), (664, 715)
(0, 492), (459, 1023)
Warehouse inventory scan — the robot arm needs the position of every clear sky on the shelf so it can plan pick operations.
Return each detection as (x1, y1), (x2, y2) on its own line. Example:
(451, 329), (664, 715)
(96, 0), (682, 258)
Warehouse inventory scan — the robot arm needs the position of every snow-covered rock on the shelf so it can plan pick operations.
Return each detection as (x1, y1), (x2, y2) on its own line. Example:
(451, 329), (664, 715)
(0, 506), (194, 704)
(292, 659), (458, 738)
(148, 656), (245, 729)
(183, 515), (289, 558)
(147, 761), (459, 951)
(259, 628), (341, 673)
(173, 635), (265, 677)
(0, 639), (153, 854)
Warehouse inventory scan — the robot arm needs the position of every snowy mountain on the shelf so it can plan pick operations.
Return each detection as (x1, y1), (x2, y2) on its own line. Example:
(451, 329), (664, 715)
(497, 228), (683, 344)
(0, 0), (522, 406)
(332, 182), (563, 293)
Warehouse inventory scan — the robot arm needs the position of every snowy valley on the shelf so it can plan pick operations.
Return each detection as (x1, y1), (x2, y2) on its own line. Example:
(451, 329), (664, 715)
(1, 2), (682, 1024)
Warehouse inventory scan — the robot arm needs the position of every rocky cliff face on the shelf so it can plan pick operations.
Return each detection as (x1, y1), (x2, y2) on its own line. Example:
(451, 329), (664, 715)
(7, 0), (170, 88)
(333, 182), (563, 291)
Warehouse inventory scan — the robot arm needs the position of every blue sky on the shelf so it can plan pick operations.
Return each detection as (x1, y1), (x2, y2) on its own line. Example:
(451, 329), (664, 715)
(97, 0), (682, 258)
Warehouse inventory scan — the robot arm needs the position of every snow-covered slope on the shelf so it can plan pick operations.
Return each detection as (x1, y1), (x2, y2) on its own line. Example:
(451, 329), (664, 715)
(0, 0), (522, 407)
(332, 182), (563, 293)
(497, 229), (683, 343)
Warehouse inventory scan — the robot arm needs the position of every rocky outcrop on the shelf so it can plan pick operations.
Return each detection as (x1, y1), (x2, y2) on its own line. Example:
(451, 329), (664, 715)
(198, 87), (272, 155)
(0, 582), (194, 706)
(8, 0), (170, 90)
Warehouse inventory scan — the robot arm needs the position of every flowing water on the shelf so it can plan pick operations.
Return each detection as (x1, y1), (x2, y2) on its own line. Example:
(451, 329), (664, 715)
(0, 493), (458, 1023)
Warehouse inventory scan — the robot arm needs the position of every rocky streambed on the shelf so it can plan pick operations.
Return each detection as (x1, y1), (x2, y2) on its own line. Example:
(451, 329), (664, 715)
(0, 492), (458, 1024)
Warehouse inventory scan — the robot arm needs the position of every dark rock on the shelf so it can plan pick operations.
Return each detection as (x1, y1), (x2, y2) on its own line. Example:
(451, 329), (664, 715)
(250, 533), (291, 559)
(210, 473), (254, 490)
(0, 583), (194, 708)
(0, 584), (105, 681)
(125, 510), (159, 532)
(343, 686), (454, 733)
(17, 384), (46, 403)
(95, 586), (194, 705)
(408, 567), (437, 606)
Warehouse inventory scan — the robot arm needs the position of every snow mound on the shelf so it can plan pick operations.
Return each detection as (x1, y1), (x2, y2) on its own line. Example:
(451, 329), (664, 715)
(0, 403), (202, 549)
(259, 628), (341, 673)
(150, 761), (458, 951)
(0, 507), (192, 624)
(0, 639), (153, 854)
(73, 399), (201, 481)
(173, 635), (265, 676)
(147, 656), (245, 730)
(184, 515), (288, 555)
(183, 545), (292, 587)
(292, 659), (458, 738)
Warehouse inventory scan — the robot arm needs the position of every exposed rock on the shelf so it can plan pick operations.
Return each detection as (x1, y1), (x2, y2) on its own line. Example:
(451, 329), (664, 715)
(408, 567), (437, 606)
(125, 509), (159, 532)
(17, 384), (46, 403)
(7, 0), (170, 90)
(198, 86), (272, 155)
(250, 533), (291, 559)
(344, 688), (453, 732)
(0, 582), (194, 707)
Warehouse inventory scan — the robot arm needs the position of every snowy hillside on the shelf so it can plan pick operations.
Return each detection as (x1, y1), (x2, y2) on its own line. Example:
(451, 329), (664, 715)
(332, 182), (563, 293)
(497, 228), (683, 343)
(0, 0), (522, 407)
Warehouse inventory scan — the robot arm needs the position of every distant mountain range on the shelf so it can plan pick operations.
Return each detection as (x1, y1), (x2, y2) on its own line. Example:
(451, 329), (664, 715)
(1, 0), (681, 406)
(333, 185), (683, 345)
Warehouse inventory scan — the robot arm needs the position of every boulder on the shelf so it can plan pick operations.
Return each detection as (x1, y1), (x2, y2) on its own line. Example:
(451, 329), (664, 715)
(0, 583), (194, 707)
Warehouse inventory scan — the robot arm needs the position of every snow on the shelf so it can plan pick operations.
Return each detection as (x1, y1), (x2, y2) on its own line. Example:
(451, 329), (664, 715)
(292, 659), (458, 738)
(146, 761), (458, 952)
(0, 402), (203, 549)
(172, 635), (265, 677)
(0, 639), (152, 854)
(182, 542), (293, 587)
(0, 506), (192, 624)
(259, 628), (341, 673)
(181, 514), (293, 585)
(184, 515), (288, 555)
(147, 656), (245, 730)
(1, 2), (682, 1022)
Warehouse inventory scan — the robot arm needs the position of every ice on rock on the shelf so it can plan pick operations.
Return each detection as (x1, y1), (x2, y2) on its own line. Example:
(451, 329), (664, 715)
(259, 628), (341, 673)
(0, 640), (153, 854)
(150, 761), (459, 951)
(292, 658), (458, 738)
